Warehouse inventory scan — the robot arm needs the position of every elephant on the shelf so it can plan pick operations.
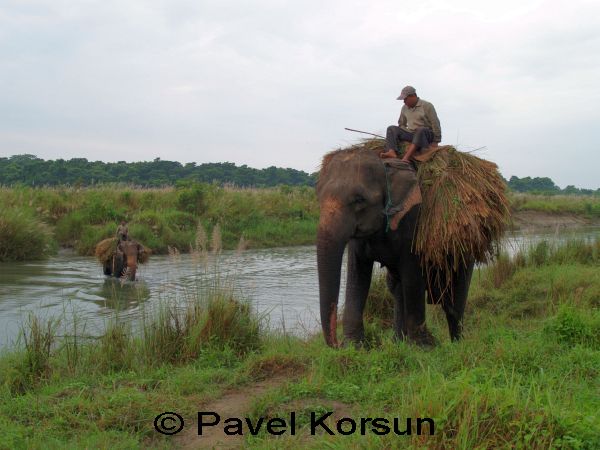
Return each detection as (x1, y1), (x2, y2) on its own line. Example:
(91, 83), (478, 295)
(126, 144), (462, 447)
(102, 239), (144, 281)
(316, 147), (474, 348)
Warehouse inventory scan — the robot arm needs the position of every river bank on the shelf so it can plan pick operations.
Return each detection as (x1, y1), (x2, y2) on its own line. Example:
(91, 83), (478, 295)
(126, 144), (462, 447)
(0, 238), (598, 449)
(0, 185), (319, 261)
(1, 185), (599, 262)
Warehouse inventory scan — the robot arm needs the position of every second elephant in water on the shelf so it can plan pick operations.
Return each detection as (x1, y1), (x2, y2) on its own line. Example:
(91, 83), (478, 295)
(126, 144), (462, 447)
(103, 240), (145, 281)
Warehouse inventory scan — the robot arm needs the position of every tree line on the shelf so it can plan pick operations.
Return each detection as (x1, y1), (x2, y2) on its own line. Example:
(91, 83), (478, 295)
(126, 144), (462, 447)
(0, 154), (597, 194)
(0, 154), (317, 188)
(506, 176), (599, 196)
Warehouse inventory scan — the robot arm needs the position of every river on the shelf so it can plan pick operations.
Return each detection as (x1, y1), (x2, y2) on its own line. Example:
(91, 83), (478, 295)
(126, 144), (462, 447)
(0, 226), (598, 349)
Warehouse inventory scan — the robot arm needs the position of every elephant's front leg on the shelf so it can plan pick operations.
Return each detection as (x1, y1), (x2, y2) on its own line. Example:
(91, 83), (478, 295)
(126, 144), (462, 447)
(343, 240), (373, 344)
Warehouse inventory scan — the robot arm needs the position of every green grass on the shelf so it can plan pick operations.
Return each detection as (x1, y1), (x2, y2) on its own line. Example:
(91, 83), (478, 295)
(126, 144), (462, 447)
(0, 184), (319, 260)
(510, 192), (600, 218)
(0, 238), (598, 448)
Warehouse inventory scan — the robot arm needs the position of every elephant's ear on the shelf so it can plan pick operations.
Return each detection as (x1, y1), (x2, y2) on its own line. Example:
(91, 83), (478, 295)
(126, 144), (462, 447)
(383, 160), (422, 231)
(390, 183), (422, 230)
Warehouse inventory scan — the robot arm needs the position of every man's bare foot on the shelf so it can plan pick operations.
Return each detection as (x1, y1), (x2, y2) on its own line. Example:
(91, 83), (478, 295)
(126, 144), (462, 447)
(380, 149), (397, 159)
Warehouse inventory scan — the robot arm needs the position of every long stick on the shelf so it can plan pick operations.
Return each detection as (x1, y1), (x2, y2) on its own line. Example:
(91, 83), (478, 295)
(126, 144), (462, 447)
(344, 127), (385, 139)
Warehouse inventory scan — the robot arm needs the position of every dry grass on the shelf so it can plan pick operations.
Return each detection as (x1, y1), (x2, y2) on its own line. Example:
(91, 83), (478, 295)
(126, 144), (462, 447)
(415, 146), (510, 272)
(94, 237), (118, 263)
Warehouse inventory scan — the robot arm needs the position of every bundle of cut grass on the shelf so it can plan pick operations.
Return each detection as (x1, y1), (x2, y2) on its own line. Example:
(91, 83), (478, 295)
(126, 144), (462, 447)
(137, 244), (151, 264)
(414, 145), (510, 272)
(332, 139), (510, 272)
(94, 237), (151, 264)
(95, 238), (117, 264)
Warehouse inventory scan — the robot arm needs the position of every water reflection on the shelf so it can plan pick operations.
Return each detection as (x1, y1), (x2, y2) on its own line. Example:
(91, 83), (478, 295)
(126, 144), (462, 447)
(94, 279), (151, 311)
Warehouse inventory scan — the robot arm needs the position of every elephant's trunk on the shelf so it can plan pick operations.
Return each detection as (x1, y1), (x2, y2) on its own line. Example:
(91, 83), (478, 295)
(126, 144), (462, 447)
(317, 198), (352, 347)
(126, 255), (137, 281)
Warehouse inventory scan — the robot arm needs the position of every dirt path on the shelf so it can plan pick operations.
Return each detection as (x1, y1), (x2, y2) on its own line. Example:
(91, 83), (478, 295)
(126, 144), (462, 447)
(175, 374), (290, 450)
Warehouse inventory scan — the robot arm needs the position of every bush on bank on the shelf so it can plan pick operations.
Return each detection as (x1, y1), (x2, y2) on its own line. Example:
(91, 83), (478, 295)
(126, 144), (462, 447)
(0, 207), (56, 261)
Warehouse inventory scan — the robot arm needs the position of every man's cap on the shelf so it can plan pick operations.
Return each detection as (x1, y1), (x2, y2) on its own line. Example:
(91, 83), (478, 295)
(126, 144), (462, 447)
(397, 85), (416, 100)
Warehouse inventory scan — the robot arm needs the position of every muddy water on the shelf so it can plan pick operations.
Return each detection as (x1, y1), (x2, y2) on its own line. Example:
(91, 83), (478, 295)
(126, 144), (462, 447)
(0, 226), (598, 349)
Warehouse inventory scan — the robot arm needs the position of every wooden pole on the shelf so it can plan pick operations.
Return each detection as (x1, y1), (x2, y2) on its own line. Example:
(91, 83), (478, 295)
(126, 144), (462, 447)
(344, 128), (385, 139)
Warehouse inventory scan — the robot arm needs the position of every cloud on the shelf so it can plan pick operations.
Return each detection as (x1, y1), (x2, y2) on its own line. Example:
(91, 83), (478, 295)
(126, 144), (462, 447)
(0, 0), (598, 187)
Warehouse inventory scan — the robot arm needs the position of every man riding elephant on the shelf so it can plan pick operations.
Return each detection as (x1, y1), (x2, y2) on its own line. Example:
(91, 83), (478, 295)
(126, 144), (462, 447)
(380, 86), (442, 162)
(116, 221), (129, 242)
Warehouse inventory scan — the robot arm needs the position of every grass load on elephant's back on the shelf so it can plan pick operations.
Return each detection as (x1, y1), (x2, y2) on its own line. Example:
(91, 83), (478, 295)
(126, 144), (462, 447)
(94, 237), (151, 265)
(339, 139), (510, 272)
(0, 207), (57, 261)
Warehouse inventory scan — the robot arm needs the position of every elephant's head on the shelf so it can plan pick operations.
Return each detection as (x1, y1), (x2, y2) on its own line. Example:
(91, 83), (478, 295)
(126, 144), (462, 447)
(316, 148), (420, 347)
(117, 240), (142, 280)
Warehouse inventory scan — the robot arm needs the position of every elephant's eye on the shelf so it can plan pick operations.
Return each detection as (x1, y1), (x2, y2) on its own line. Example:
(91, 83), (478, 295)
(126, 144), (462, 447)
(351, 195), (366, 205)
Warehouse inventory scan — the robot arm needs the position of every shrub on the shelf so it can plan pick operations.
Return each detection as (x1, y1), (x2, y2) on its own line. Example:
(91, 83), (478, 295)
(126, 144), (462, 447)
(163, 209), (196, 230)
(81, 192), (126, 224)
(176, 183), (208, 215)
(142, 292), (263, 366)
(544, 306), (600, 348)
(0, 208), (56, 261)
(76, 223), (116, 255)
(54, 211), (87, 245)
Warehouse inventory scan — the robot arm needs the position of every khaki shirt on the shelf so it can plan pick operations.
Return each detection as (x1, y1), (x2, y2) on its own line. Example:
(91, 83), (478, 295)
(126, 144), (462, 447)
(117, 225), (128, 237)
(398, 99), (442, 143)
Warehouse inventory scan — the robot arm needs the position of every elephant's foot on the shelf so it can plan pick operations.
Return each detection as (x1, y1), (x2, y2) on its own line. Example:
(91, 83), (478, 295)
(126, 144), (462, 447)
(408, 323), (438, 348)
(342, 330), (367, 349)
(449, 328), (463, 342)
(340, 338), (367, 350)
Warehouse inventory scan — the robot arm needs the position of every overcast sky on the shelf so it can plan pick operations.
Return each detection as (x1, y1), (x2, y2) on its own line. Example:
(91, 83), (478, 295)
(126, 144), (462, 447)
(1, 0), (599, 188)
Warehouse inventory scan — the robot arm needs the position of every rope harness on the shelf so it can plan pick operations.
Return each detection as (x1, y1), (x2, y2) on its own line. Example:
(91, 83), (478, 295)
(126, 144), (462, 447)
(382, 160), (394, 232)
